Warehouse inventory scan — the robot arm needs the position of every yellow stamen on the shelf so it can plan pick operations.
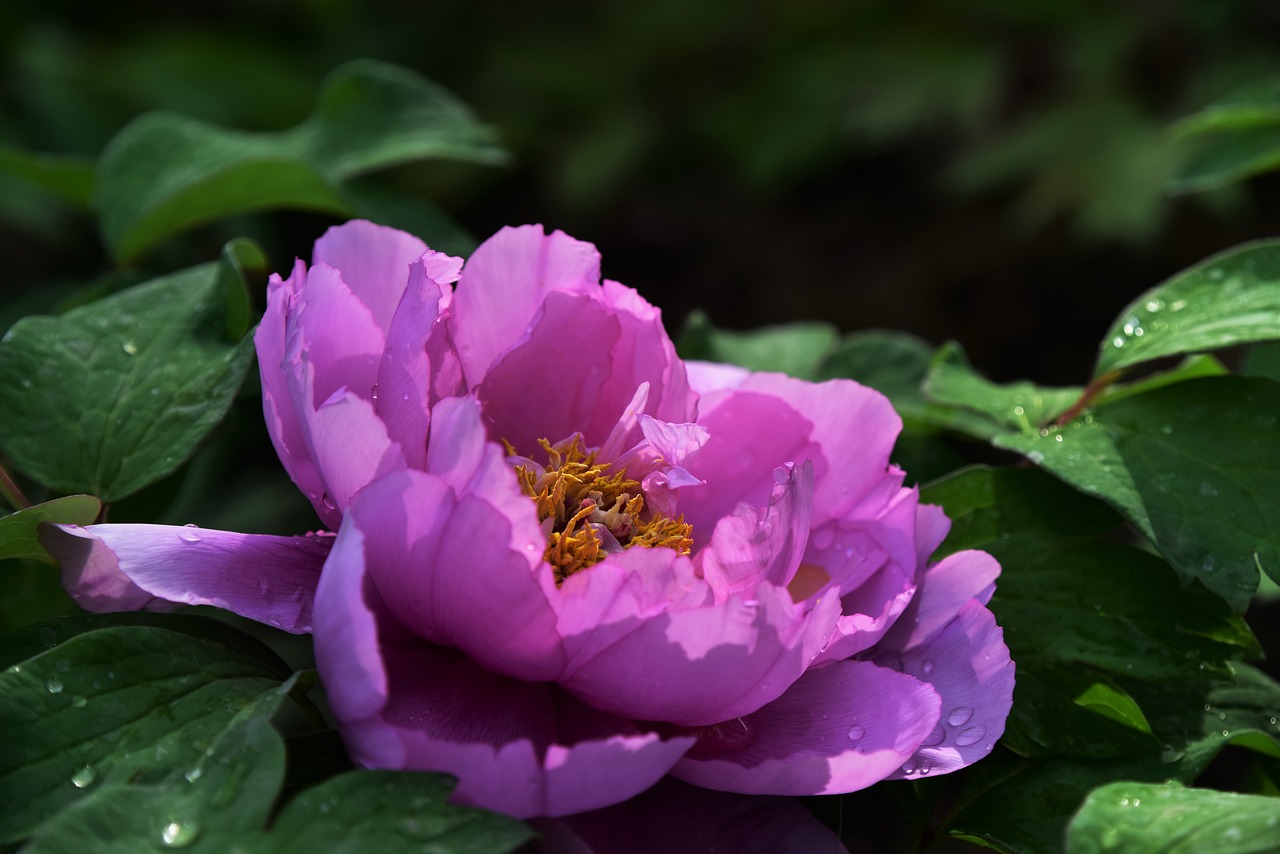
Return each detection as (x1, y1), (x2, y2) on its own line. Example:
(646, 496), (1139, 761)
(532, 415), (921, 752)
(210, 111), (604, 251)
(511, 435), (694, 583)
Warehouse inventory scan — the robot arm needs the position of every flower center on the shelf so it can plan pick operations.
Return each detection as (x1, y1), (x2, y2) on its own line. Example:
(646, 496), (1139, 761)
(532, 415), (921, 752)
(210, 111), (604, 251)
(510, 435), (693, 584)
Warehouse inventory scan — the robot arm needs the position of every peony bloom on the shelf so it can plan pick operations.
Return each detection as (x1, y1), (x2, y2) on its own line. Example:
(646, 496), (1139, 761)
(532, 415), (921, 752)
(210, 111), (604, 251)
(44, 221), (1013, 824)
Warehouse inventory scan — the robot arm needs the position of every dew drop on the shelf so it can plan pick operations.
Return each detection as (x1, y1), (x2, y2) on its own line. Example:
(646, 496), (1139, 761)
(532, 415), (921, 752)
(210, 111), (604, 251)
(177, 524), (202, 543)
(1054, 433), (1064, 443)
(955, 725), (986, 747)
(370, 383), (379, 401)
(46, 678), (63, 694)
(921, 660), (934, 675)
(947, 706), (974, 727)
(70, 765), (97, 789)
(321, 493), (337, 511)
(72, 695), (87, 709)
(1112, 336), (1126, 348)
(1145, 298), (1164, 312)
(161, 820), (199, 847)
(185, 767), (203, 783)
(1160, 425), (1174, 436)
(122, 340), (138, 355)
(846, 724), (865, 742)
(39, 626), (57, 648)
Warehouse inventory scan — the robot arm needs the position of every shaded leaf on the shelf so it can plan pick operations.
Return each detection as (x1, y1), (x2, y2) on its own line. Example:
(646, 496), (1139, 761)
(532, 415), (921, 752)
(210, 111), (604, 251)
(0, 497), (101, 563)
(0, 250), (257, 501)
(677, 310), (839, 380)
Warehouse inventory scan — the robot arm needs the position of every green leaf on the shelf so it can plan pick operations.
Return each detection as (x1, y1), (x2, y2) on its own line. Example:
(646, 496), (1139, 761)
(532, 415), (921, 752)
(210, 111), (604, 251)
(1094, 239), (1280, 377)
(1171, 76), (1280, 139)
(0, 614), (290, 842)
(815, 330), (997, 437)
(0, 251), (256, 501)
(0, 497), (101, 563)
(1171, 126), (1280, 194)
(95, 59), (506, 263)
(265, 771), (533, 853)
(1004, 664), (1159, 760)
(923, 342), (1079, 437)
(0, 148), (95, 208)
(1067, 782), (1280, 854)
(677, 310), (839, 380)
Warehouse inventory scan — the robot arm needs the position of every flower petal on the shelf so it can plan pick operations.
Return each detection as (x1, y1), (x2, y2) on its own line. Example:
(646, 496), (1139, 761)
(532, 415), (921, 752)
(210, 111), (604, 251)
(449, 224), (601, 384)
(876, 600), (1014, 779)
(284, 263), (385, 410)
(315, 532), (692, 819)
(879, 549), (1001, 653)
(671, 658), (940, 795)
(312, 219), (430, 332)
(537, 776), (848, 854)
(40, 524), (330, 633)
(302, 389), (406, 515)
(374, 257), (464, 471)
(557, 549), (839, 726)
(698, 461), (813, 602)
(351, 466), (565, 681)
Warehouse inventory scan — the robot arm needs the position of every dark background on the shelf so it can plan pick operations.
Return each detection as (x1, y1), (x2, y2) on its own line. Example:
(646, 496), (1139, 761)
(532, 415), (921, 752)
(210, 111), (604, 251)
(5, 0), (1280, 385)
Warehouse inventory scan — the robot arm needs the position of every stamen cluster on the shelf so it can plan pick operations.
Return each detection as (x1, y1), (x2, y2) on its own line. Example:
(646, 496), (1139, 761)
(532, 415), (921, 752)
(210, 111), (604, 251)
(512, 436), (693, 583)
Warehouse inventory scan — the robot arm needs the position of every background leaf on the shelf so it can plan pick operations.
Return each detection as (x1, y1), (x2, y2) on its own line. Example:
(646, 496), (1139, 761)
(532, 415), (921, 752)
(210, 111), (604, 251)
(677, 310), (839, 380)
(94, 59), (507, 263)
(0, 250), (256, 502)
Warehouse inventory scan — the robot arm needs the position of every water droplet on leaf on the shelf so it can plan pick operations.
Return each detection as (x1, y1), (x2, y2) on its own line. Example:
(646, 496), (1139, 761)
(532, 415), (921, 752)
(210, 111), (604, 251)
(70, 765), (97, 788)
(122, 340), (138, 355)
(161, 821), (199, 847)
(46, 678), (63, 694)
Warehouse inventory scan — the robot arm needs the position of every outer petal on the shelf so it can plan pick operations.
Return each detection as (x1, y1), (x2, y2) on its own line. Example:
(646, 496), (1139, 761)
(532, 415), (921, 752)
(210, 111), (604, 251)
(315, 521), (694, 819)
(556, 549), (840, 726)
(449, 225), (601, 385)
(312, 219), (429, 332)
(40, 524), (330, 633)
(671, 658), (941, 795)
(301, 389), (407, 516)
(352, 466), (566, 681)
(283, 263), (385, 410)
(536, 776), (848, 854)
(879, 549), (1001, 653)
(875, 600), (1014, 779)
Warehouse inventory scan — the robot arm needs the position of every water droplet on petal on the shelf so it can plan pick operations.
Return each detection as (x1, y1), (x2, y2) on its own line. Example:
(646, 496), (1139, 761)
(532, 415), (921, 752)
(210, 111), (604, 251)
(46, 678), (63, 694)
(370, 383), (379, 401)
(70, 765), (97, 788)
(954, 725), (986, 747)
(177, 524), (202, 543)
(321, 493), (337, 511)
(921, 660), (934, 675)
(846, 724), (865, 742)
(947, 706), (974, 727)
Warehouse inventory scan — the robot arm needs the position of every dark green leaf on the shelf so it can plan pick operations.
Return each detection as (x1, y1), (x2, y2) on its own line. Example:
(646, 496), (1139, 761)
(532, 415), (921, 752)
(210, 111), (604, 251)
(267, 771), (533, 854)
(1003, 664), (1158, 760)
(677, 310), (839, 380)
(95, 59), (506, 263)
(1171, 126), (1280, 194)
(0, 252), (256, 501)
(0, 147), (94, 208)
(0, 615), (290, 842)
(1094, 239), (1280, 377)
(816, 330), (996, 436)
(1171, 76), (1280, 139)
(0, 497), (100, 563)
(1067, 782), (1280, 854)
(923, 342), (1078, 437)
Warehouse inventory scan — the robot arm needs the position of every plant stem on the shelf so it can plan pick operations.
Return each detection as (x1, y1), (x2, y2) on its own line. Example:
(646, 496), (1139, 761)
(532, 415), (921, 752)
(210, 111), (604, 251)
(0, 463), (31, 511)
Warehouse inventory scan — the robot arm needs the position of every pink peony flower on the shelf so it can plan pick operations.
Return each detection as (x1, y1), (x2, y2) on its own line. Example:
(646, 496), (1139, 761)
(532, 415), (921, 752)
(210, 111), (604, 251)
(44, 221), (1013, 824)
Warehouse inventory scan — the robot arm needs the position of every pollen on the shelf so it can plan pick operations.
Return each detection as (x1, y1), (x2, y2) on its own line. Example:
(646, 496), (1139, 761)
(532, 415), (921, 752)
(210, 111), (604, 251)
(512, 435), (693, 583)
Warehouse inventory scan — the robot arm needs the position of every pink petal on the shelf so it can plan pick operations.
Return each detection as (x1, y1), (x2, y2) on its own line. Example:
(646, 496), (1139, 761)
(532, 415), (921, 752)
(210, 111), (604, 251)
(256, 262), (327, 516)
(538, 776), (848, 854)
(671, 658), (941, 795)
(315, 538), (693, 819)
(812, 564), (916, 664)
(373, 258), (464, 471)
(697, 461), (813, 601)
(284, 263), (385, 410)
(450, 225), (601, 384)
(312, 219), (430, 332)
(556, 549), (840, 726)
(803, 483), (919, 598)
(876, 600), (1014, 779)
(302, 389), (406, 514)
(684, 360), (750, 396)
(352, 468), (565, 681)
(879, 550), (1001, 653)
(40, 524), (330, 633)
